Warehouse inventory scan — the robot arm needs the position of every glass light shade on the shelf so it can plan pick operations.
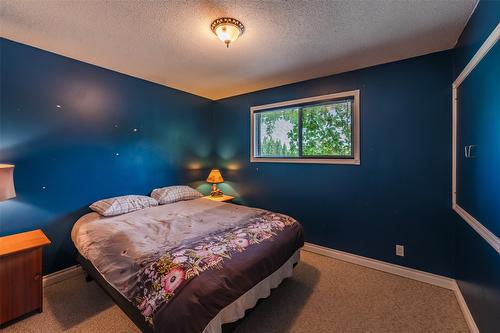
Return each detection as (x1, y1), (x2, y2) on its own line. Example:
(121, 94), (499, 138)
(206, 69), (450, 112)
(207, 169), (224, 184)
(215, 24), (241, 47)
(0, 164), (16, 201)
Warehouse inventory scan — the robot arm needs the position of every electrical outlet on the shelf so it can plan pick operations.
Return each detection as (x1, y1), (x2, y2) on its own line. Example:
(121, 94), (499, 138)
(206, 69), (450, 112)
(396, 245), (405, 257)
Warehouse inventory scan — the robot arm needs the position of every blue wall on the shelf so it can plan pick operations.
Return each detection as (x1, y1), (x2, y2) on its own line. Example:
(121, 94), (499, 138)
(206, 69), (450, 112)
(0, 38), (213, 274)
(212, 51), (456, 277)
(452, 1), (500, 332)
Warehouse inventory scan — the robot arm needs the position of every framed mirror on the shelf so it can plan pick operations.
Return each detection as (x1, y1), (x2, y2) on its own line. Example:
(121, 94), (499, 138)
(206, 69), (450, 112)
(452, 23), (500, 253)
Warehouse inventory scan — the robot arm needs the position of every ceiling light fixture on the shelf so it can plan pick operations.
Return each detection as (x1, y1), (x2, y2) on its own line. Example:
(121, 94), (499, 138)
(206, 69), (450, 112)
(211, 17), (244, 48)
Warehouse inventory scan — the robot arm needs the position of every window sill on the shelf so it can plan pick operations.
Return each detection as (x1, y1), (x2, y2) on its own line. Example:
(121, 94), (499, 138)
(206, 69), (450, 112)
(250, 157), (360, 165)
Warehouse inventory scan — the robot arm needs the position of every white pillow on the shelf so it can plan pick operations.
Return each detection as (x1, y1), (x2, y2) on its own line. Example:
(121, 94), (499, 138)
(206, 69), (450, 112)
(151, 185), (202, 205)
(90, 195), (158, 216)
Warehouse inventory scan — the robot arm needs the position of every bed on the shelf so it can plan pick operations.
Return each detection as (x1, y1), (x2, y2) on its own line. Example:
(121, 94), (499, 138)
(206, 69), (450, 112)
(71, 197), (304, 333)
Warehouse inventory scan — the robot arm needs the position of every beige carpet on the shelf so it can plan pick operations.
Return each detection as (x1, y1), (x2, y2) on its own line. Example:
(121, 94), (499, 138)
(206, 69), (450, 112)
(3, 251), (469, 332)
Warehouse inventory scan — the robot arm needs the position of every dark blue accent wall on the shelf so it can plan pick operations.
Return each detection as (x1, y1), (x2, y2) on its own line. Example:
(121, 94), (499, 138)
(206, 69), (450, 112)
(212, 50), (456, 277)
(455, 220), (500, 333)
(452, 1), (500, 332)
(0, 38), (213, 274)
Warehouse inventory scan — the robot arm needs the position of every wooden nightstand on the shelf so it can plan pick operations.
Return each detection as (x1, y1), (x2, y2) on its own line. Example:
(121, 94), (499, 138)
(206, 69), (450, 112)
(203, 195), (235, 203)
(0, 229), (51, 326)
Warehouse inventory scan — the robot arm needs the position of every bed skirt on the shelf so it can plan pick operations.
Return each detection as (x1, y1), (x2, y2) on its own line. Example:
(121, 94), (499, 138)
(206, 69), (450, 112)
(79, 249), (300, 333)
(202, 249), (301, 333)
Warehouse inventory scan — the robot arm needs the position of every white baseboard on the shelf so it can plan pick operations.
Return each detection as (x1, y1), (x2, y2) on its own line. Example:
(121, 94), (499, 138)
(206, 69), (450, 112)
(302, 242), (455, 289)
(302, 242), (479, 332)
(452, 281), (480, 333)
(43, 265), (83, 288)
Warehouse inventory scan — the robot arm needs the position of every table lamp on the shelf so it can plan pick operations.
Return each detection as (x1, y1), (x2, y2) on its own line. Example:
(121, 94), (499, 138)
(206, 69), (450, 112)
(206, 169), (224, 197)
(0, 164), (16, 201)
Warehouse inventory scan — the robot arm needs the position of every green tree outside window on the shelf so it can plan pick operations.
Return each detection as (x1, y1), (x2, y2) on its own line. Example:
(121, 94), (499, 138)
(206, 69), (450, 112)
(256, 100), (352, 158)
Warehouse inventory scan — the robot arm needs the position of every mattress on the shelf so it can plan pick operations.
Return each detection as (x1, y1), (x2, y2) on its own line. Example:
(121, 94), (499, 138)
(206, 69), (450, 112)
(71, 198), (304, 332)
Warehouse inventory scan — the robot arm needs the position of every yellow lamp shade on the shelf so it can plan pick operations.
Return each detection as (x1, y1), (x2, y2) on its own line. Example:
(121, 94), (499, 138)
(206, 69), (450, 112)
(207, 169), (224, 184)
(0, 164), (16, 201)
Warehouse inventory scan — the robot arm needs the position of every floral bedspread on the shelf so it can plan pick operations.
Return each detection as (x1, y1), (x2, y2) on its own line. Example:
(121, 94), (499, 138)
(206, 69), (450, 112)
(133, 211), (298, 324)
(72, 198), (304, 332)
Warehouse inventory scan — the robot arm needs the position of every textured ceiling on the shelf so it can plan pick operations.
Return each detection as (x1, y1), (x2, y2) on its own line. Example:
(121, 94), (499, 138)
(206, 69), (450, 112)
(0, 0), (477, 100)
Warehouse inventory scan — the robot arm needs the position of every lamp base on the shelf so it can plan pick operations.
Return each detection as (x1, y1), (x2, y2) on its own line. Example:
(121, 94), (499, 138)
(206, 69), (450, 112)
(210, 183), (223, 197)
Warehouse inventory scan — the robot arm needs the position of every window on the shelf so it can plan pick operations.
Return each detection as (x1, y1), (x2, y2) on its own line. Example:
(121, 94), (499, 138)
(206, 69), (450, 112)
(250, 90), (360, 164)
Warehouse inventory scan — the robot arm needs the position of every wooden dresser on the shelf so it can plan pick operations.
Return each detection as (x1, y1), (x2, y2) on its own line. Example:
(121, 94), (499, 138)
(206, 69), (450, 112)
(0, 229), (51, 325)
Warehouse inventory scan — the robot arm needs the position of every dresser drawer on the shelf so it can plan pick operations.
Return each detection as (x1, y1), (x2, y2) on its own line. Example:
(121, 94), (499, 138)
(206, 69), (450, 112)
(0, 248), (43, 324)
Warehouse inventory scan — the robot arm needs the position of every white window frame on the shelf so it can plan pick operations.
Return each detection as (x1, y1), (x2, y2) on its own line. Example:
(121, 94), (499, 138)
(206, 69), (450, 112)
(250, 90), (360, 165)
(452, 23), (500, 253)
